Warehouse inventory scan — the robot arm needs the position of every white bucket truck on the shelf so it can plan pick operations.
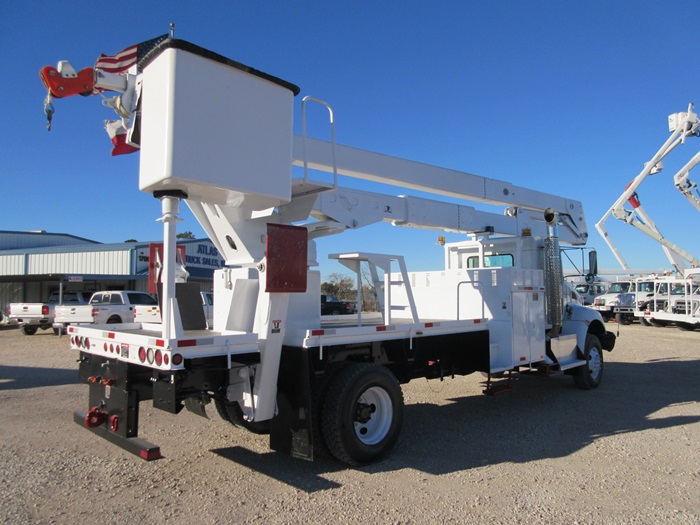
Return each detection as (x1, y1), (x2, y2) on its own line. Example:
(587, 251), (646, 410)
(40, 38), (615, 464)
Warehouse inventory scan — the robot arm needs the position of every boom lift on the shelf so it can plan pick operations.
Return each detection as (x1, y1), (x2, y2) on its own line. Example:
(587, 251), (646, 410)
(596, 104), (700, 273)
(41, 38), (614, 464)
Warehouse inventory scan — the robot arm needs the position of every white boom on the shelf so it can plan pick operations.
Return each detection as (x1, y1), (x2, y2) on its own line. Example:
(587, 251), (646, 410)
(293, 136), (588, 245)
(596, 104), (700, 272)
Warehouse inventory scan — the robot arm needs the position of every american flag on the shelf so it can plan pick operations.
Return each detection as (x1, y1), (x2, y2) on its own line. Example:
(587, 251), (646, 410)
(95, 34), (168, 74)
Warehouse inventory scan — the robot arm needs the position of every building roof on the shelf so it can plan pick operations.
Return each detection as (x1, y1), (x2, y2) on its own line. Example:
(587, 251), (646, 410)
(0, 230), (100, 251)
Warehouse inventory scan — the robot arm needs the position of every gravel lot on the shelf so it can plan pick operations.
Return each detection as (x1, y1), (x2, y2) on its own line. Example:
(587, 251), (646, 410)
(0, 323), (698, 524)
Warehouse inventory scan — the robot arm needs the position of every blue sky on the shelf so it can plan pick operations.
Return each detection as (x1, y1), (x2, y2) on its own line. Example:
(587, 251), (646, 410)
(3, 1), (700, 279)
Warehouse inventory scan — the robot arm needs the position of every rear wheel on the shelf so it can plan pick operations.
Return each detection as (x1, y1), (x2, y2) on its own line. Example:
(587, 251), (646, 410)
(649, 319), (669, 328)
(106, 315), (122, 324)
(677, 322), (697, 331)
(214, 398), (270, 435)
(573, 335), (604, 390)
(321, 363), (403, 465)
(21, 325), (38, 336)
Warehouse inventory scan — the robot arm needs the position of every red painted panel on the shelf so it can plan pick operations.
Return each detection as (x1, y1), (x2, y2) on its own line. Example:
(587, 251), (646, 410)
(266, 224), (307, 293)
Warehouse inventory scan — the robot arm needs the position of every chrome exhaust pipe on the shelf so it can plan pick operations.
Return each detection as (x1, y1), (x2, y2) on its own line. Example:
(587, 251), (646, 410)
(544, 208), (563, 337)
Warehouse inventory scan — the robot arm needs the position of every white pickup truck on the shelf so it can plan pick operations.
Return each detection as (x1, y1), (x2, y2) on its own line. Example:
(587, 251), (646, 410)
(9, 291), (92, 335)
(53, 291), (158, 330)
(133, 292), (214, 328)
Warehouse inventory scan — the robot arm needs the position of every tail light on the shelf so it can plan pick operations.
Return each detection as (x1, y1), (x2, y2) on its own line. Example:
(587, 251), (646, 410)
(7, 305), (11, 315)
(42, 305), (49, 315)
(91, 308), (99, 317)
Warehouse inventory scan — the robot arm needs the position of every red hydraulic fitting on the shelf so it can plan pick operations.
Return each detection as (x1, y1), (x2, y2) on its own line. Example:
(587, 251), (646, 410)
(101, 378), (114, 386)
(85, 407), (106, 428)
(109, 415), (119, 432)
(88, 376), (101, 384)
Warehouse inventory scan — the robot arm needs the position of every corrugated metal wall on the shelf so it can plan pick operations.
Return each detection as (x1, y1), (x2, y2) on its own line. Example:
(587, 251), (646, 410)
(0, 254), (25, 276)
(26, 251), (131, 275)
(1, 252), (131, 277)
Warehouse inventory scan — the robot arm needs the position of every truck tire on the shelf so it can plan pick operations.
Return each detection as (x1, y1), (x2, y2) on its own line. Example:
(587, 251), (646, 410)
(21, 325), (38, 336)
(573, 334), (603, 390)
(214, 398), (270, 435)
(106, 315), (122, 324)
(615, 313), (632, 325)
(321, 363), (403, 465)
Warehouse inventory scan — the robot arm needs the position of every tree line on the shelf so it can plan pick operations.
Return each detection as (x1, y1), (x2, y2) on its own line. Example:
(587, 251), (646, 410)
(321, 272), (382, 312)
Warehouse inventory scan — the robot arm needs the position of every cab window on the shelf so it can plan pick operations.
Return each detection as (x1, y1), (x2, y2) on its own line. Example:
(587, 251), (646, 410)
(466, 254), (514, 268)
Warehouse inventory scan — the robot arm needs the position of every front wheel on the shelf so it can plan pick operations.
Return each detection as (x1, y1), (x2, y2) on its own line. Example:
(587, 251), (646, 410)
(615, 313), (632, 325)
(321, 363), (403, 465)
(573, 334), (604, 390)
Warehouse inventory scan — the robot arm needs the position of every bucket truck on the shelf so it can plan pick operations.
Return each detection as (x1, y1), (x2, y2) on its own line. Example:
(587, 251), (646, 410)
(40, 38), (614, 465)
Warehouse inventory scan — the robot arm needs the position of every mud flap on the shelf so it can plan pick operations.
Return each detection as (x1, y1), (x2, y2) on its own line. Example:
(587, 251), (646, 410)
(269, 346), (314, 461)
(600, 330), (616, 351)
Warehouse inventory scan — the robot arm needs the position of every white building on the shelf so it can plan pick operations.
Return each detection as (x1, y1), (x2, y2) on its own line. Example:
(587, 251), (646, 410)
(0, 231), (224, 311)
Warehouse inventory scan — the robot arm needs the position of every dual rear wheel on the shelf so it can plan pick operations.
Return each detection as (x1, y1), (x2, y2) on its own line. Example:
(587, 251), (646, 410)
(320, 363), (404, 465)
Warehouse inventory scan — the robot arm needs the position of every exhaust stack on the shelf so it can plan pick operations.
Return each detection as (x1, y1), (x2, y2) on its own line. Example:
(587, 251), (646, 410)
(544, 208), (563, 337)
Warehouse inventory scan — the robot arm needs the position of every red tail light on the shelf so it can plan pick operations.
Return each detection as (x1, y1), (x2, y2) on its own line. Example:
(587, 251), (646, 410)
(92, 308), (99, 317)
(42, 305), (49, 315)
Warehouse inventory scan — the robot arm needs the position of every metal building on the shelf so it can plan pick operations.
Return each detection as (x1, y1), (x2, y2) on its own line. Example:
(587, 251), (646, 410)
(0, 231), (224, 312)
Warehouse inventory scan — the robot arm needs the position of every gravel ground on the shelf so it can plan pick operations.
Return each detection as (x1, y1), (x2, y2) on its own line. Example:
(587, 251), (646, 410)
(0, 323), (698, 524)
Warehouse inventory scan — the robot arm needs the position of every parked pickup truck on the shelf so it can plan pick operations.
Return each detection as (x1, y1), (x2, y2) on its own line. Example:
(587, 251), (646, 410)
(9, 291), (92, 335)
(321, 294), (357, 315)
(53, 291), (157, 330)
(133, 292), (214, 328)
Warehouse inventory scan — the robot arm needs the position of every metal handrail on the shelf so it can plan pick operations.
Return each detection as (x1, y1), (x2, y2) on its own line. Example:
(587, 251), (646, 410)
(301, 96), (338, 188)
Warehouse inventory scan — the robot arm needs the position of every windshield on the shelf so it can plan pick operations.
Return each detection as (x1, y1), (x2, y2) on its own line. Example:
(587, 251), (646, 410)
(637, 282), (654, 293)
(609, 282), (630, 293)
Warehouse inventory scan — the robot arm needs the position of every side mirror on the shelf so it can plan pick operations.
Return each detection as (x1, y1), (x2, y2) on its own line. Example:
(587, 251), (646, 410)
(588, 250), (598, 277)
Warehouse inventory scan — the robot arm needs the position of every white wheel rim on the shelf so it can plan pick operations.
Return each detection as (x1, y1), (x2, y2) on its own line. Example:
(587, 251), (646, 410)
(588, 348), (602, 380)
(354, 386), (393, 445)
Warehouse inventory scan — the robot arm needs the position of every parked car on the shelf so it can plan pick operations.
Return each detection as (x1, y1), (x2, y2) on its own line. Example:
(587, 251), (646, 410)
(321, 295), (356, 315)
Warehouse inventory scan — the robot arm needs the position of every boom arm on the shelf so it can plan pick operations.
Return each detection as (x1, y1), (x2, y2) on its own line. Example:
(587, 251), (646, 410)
(293, 136), (588, 244)
(596, 104), (700, 271)
(673, 150), (700, 212)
